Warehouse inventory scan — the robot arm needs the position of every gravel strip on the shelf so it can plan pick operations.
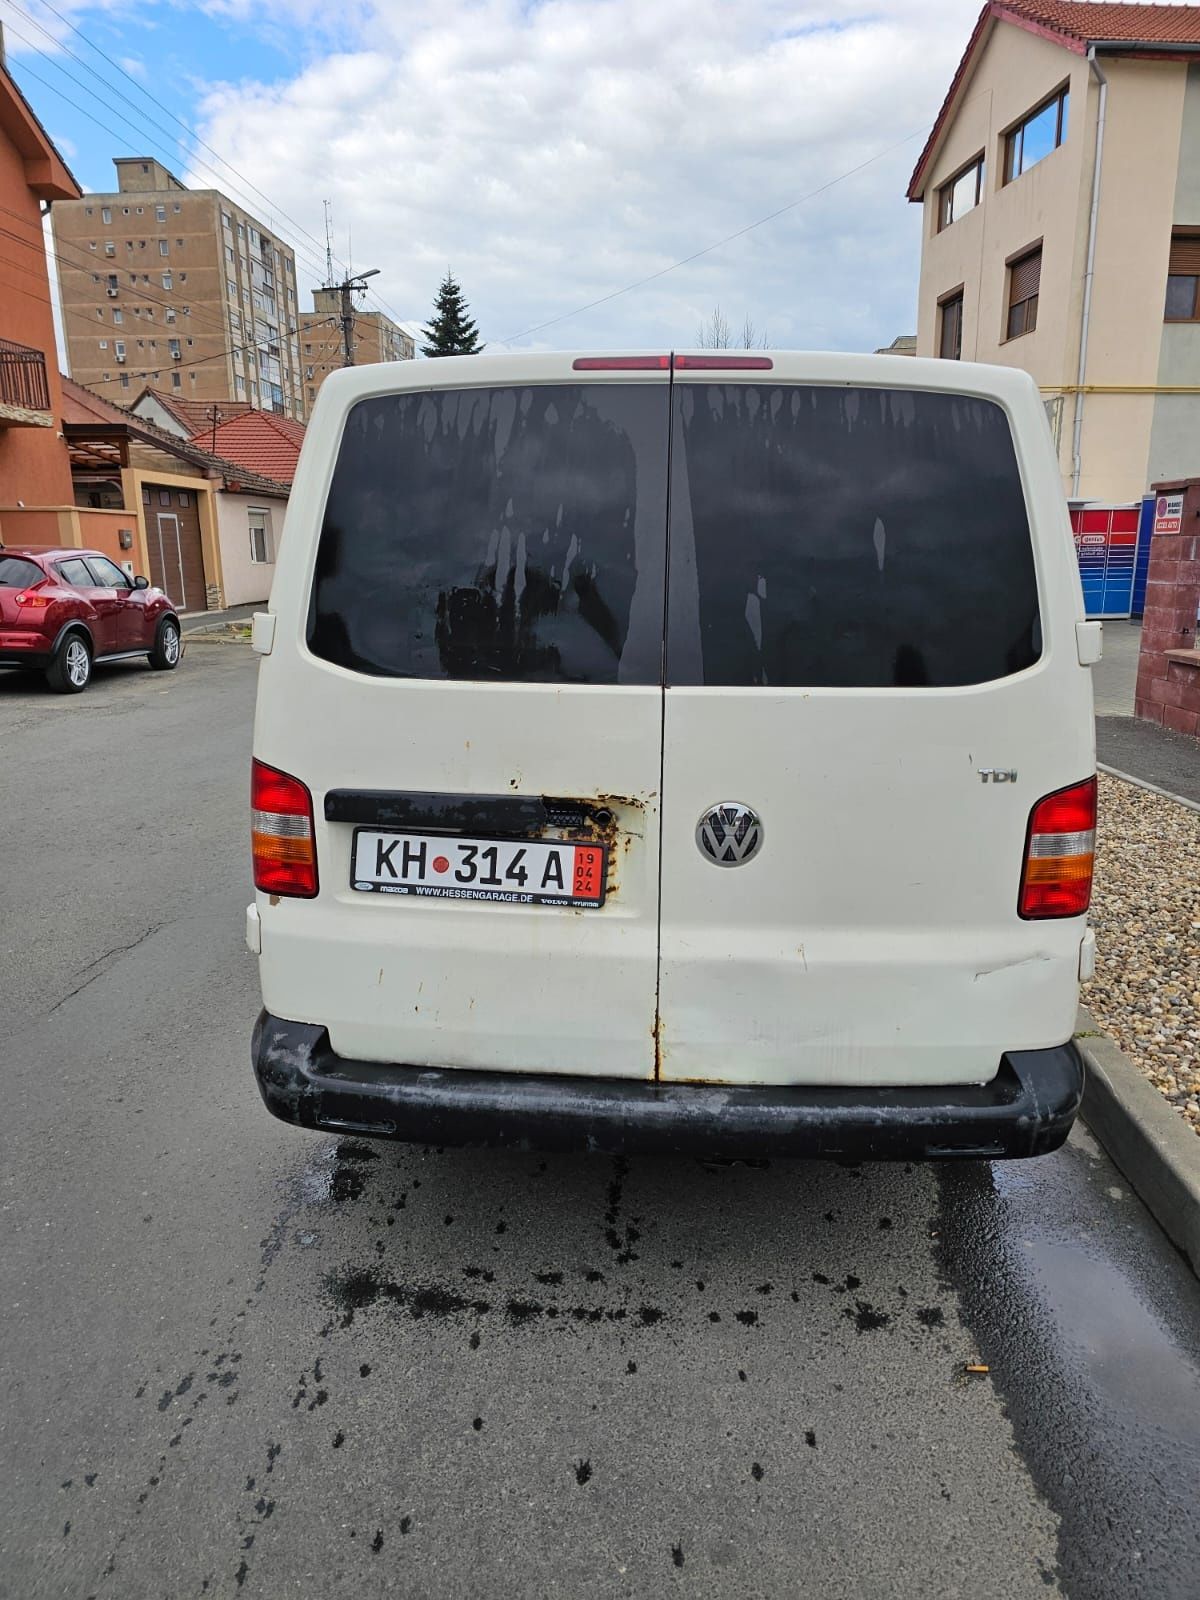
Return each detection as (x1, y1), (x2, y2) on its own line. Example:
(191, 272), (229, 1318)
(1084, 772), (1200, 1136)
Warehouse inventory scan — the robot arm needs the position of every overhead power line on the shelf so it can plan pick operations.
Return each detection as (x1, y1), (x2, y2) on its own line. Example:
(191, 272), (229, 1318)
(499, 125), (930, 346)
(6, 1), (404, 327)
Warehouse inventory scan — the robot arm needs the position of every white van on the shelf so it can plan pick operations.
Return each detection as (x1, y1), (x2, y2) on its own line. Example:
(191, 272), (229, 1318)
(248, 351), (1099, 1160)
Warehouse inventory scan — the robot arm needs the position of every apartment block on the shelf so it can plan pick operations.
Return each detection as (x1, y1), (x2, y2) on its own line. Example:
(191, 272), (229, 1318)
(909, 0), (1200, 504)
(298, 287), (413, 410)
(51, 158), (307, 422)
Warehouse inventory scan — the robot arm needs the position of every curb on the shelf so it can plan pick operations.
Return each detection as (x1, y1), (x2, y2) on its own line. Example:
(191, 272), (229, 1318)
(1077, 1006), (1200, 1278)
(183, 623), (252, 639)
(1097, 763), (1200, 815)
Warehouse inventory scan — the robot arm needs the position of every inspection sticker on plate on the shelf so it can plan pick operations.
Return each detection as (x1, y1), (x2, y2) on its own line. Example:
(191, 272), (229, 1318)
(351, 830), (607, 908)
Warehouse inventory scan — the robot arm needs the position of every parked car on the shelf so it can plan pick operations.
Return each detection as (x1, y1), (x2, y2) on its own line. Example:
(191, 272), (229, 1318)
(0, 547), (181, 693)
(248, 351), (1098, 1161)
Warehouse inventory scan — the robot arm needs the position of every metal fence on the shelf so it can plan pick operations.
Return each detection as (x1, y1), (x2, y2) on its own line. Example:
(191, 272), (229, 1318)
(0, 338), (51, 413)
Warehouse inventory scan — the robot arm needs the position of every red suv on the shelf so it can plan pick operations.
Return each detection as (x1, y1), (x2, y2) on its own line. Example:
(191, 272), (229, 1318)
(0, 547), (182, 693)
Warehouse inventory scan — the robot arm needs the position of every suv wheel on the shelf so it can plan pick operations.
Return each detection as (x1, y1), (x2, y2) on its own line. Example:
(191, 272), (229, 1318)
(149, 618), (181, 671)
(47, 632), (92, 694)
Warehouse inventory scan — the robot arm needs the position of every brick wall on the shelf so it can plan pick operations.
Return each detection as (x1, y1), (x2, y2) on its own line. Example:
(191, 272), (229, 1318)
(1135, 480), (1200, 738)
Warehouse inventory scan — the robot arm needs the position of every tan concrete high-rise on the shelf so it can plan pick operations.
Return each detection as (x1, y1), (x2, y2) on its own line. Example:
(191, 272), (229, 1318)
(52, 158), (308, 422)
(298, 287), (413, 410)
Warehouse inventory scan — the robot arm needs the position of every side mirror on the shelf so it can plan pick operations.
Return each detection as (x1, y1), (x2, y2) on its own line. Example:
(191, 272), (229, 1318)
(133, 575), (150, 590)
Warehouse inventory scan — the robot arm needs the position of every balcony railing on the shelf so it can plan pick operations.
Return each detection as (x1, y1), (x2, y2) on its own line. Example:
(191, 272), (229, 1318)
(0, 338), (51, 413)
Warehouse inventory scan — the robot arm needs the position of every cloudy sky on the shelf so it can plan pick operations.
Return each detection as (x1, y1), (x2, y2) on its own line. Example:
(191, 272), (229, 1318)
(6, 0), (985, 353)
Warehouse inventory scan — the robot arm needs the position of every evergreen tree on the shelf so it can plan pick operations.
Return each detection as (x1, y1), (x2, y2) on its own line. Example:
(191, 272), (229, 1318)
(421, 271), (482, 357)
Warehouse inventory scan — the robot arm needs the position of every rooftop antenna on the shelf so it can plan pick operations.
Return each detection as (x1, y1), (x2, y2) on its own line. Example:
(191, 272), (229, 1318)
(323, 199), (333, 289)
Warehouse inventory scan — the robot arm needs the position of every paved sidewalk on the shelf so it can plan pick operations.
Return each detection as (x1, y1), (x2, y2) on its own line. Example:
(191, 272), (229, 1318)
(181, 602), (258, 633)
(1096, 716), (1200, 807)
(1093, 620), (1140, 716)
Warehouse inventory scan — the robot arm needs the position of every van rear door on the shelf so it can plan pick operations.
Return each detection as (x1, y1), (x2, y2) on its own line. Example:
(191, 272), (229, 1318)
(655, 357), (1093, 1088)
(257, 362), (670, 1078)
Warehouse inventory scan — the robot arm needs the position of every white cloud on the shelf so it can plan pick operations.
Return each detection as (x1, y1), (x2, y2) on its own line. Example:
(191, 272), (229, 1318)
(189, 0), (973, 351)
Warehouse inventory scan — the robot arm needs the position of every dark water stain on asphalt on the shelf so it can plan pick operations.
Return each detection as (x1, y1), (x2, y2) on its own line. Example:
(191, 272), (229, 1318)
(574, 1459), (592, 1486)
(844, 1301), (890, 1334)
(936, 1144), (1200, 1600)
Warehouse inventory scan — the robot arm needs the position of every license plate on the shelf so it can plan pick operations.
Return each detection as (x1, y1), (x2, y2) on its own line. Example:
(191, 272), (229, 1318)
(350, 830), (607, 908)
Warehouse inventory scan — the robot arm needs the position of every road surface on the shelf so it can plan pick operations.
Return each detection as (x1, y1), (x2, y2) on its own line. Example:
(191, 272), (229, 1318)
(1, 645), (1198, 1599)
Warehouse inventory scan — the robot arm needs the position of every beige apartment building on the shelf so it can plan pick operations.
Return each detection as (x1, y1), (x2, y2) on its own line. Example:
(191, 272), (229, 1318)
(297, 287), (414, 410)
(909, 0), (1200, 503)
(52, 158), (307, 422)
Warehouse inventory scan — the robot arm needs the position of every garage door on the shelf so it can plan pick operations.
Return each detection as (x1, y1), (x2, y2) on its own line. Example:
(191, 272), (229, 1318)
(143, 484), (207, 610)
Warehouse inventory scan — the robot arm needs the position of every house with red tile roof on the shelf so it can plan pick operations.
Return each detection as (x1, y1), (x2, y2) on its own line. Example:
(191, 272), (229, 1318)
(0, 50), (80, 524)
(909, 1), (1200, 504)
(62, 376), (289, 608)
(190, 409), (305, 486)
(130, 386), (253, 443)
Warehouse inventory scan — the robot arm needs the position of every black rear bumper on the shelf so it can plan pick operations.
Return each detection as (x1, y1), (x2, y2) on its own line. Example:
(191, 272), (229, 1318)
(251, 1011), (1084, 1160)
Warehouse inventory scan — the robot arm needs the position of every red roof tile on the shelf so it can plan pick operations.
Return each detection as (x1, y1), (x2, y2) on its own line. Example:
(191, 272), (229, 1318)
(190, 410), (306, 486)
(136, 387), (253, 436)
(908, 1), (1200, 199)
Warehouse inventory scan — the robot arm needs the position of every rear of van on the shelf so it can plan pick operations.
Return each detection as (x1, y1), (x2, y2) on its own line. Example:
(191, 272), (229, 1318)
(249, 351), (1095, 1159)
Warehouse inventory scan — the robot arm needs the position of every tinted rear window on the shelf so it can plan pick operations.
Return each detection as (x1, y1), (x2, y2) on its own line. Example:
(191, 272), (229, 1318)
(308, 384), (668, 684)
(667, 385), (1041, 688)
(0, 557), (44, 588)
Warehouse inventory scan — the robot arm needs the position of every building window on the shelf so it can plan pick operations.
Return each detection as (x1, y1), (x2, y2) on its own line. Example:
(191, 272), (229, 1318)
(169, 339), (181, 358)
(99, 339), (108, 350)
(162, 274), (172, 290)
(112, 308), (122, 324)
(136, 205), (143, 215)
(1006, 245), (1042, 339)
(104, 241), (115, 256)
(1165, 231), (1200, 321)
(179, 492), (190, 506)
(938, 156), (984, 230)
(166, 307), (176, 324)
(248, 508), (273, 564)
(1004, 88), (1068, 184)
(120, 373), (130, 389)
(228, 279), (238, 301)
(938, 290), (964, 359)
(173, 202), (181, 213)
(158, 490), (171, 506)
(235, 375), (246, 396)
(171, 372), (182, 389)
(159, 241), (169, 257)
(156, 205), (166, 221)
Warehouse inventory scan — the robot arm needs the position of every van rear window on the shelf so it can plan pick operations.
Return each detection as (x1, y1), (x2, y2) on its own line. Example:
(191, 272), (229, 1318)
(307, 385), (668, 684)
(667, 385), (1041, 688)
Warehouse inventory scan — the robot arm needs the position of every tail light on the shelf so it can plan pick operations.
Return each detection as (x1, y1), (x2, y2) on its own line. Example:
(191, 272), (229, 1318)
(572, 355), (670, 370)
(1019, 777), (1096, 919)
(673, 354), (773, 370)
(14, 589), (53, 609)
(252, 759), (318, 897)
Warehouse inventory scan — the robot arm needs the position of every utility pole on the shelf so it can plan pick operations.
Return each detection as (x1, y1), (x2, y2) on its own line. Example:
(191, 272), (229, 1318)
(332, 267), (379, 368)
(206, 404), (223, 454)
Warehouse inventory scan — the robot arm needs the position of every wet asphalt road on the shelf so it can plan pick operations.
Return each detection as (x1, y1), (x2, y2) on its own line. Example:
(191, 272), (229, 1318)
(1, 645), (1199, 1600)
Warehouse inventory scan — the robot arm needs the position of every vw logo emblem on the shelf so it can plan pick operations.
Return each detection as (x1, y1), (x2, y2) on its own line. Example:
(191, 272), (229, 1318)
(697, 802), (763, 866)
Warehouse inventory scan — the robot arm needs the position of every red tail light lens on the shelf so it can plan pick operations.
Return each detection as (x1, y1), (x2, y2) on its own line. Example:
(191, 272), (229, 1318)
(252, 759), (318, 897)
(1019, 777), (1097, 919)
(673, 354), (773, 370)
(14, 589), (52, 609)
(571, 355), (671, 370)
